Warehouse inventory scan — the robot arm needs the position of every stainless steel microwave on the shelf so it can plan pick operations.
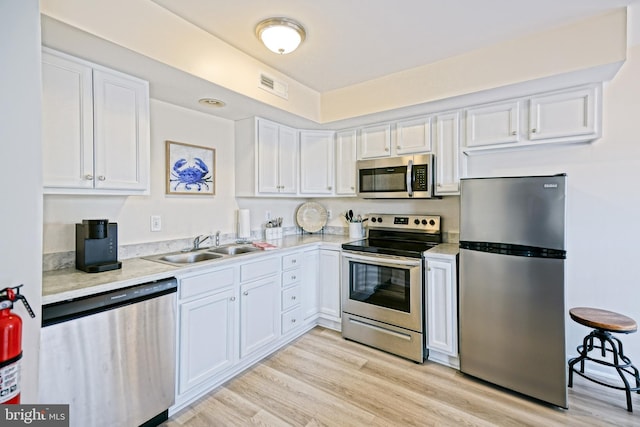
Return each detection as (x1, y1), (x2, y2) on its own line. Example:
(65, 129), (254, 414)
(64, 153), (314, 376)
(357, 154), (434, 199)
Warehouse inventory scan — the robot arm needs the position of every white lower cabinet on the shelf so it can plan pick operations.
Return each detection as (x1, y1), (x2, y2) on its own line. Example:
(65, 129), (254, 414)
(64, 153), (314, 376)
(301, 249), (320, 321)
(425, 252), (459, 368)
(177, 267), (237, 396)
(240, 257), (280, 358)
(319, 249), (341, 323)
(173, 244), (342, 413)
(280, 251), (304, 334)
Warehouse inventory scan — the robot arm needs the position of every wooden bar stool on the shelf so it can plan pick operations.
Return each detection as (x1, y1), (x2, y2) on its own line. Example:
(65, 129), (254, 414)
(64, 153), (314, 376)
(568, 307), (640, 412)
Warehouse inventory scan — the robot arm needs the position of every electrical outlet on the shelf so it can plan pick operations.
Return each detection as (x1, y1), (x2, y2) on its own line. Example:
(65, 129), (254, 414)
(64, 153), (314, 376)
(150, 215), (162, 232)
(327, 209), (332, 219)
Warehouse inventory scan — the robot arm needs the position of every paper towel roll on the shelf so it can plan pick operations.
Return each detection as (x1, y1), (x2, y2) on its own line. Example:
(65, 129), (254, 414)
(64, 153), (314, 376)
(238, 209), (251, 239)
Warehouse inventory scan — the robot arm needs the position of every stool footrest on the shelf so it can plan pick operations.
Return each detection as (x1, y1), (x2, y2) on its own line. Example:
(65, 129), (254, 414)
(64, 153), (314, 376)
(568, 328), (640, 412)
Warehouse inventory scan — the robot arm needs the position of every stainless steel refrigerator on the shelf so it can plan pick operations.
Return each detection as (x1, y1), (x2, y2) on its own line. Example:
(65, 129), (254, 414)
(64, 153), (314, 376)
(459, 174), (567, 408)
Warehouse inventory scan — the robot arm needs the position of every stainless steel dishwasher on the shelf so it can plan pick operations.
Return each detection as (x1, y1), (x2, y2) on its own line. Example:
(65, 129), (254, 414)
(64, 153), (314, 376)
(39, 278), (177, 427)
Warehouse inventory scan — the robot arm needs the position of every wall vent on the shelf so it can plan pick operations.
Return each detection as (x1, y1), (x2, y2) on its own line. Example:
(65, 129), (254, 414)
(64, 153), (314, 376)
(259, 73), (288, 99)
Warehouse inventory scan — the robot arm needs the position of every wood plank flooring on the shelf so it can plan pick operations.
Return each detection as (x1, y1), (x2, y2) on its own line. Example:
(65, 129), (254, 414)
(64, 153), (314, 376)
(164, 327), (640, 426)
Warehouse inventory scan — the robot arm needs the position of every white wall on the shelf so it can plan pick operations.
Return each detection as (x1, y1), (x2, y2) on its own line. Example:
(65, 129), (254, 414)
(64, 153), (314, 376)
(0, 0), (43, 402)
(43, 99), (239, 253)
(466, 42), (640, 363)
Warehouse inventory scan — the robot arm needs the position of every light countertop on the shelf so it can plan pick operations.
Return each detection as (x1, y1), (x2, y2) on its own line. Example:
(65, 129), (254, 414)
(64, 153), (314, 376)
(42, 234), (354, 305)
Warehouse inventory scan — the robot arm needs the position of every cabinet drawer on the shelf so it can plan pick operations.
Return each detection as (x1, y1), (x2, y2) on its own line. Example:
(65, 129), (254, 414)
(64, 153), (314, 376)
(281, 268), (301, 287)
(282, 253), (301, 270)
(180, 267), (235, 300)
(282, 285), (301, 311)
(282, 307), (303, 334)
(240, 257), (279, 282)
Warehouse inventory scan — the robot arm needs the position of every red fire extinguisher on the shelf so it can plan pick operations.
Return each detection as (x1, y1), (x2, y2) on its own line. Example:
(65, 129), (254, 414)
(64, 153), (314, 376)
(0, 285), (35, 404)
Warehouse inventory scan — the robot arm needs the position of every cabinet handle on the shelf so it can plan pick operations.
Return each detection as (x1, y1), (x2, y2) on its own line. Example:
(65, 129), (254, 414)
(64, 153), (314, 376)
(327, 186), (332, 190)
(397, 146), (401, 149)
(230, 297), (236, 301)
(291, 319), (296, 323)
(291, 275), (297, 280)
(350, 186), (355, 190)
(85, 174), (93, 180)
(292, 259), (297, 264)
(291, 296), (296, 300)
(98, 175), (106, 181)
(531, 128), (537, 133)
(511, 131), (517, 136)
(243, 291), (249, 296)
(384, 147), (389, 152)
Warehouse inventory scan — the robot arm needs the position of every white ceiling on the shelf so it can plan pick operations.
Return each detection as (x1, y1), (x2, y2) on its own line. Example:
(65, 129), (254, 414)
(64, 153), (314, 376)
(151, 0), (637, 93)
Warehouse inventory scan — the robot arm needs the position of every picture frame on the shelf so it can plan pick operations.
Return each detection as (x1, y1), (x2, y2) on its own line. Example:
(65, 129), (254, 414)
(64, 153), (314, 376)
(165, 140), (215, 195)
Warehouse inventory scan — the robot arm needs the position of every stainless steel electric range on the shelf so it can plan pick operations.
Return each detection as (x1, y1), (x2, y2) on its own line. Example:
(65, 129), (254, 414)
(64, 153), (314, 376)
(341, 213), (441, 362)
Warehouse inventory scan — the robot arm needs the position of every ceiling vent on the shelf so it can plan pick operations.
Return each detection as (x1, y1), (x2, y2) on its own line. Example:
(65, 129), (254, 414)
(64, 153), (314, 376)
(259, 73), (288, 100)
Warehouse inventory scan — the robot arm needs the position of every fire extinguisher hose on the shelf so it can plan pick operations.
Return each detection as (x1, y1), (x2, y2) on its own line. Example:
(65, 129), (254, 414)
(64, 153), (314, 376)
(0, 351), (22, 369)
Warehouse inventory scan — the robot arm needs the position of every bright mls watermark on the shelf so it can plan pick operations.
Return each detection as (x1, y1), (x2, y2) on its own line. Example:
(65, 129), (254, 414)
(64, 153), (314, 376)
(0, 405), (69, 426)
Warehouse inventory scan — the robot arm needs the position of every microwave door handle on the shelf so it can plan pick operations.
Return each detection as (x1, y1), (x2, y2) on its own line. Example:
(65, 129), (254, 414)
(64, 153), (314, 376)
(406, 159), (414, 197)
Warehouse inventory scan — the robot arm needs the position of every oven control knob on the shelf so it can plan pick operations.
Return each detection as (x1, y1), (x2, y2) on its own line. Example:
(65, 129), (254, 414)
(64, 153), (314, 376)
(377, 217), (383, 223)
(371, 217), (377, 223)
(422, 219), (428, 225)
(414, 219), (420, 225)
(429, 219), (436, 226)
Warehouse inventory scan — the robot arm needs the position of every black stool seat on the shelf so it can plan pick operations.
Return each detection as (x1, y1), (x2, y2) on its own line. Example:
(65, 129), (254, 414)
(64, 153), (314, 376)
(568, 307), (640, 412)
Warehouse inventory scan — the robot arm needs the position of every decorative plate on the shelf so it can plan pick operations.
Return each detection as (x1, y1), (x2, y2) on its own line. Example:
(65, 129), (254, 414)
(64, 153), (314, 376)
(296, 202), (328, 233)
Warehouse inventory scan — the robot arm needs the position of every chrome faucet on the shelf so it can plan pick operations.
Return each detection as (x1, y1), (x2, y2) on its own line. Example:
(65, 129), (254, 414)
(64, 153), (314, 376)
(215, 231), (221, 247)
(192, 234), (211, 250)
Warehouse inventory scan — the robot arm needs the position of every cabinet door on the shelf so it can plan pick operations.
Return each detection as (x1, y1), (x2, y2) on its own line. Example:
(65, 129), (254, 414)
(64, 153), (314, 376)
(434, 112), (461, 196)
(302, 249), (320, 321)
(257, 119), (281, 194)
(528, 86), (598, 141)
(396, 116), (432, 154)
(319, 249), (341, 320)
(426, 258), (457, 356)
(277, 125), (298, 194)
(93, 69), (149, 191)
(178, 287), (236, 394)
(240, 276), (280, 358)
(359, 124), (391, 158)
(335, 130), (357, 195)
(299, 130), (335, 195)
(41, 51), (94, 189)
(464, 101), (520, 147)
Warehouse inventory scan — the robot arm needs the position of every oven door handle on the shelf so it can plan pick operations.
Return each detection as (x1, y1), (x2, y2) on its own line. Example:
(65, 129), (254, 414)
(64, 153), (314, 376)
(342, 252), (421, 268)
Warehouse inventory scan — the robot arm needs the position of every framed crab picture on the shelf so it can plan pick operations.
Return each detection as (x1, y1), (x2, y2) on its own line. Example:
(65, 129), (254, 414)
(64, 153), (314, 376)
(165, 140), (215, 195)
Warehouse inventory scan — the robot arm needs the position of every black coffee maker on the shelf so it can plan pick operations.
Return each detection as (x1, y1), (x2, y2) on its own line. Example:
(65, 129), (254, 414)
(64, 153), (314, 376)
(76, 219), (122, 273)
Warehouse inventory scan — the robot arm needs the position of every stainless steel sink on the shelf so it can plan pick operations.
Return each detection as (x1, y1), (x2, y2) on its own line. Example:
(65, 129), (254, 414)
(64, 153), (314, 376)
(208, 245), (261, 255)
(159, 252), (224, 263)
(144, 250), (225, 265)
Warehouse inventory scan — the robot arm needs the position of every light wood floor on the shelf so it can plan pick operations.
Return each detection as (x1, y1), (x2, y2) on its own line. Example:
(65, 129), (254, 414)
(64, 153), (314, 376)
(164, 327), (640, 426)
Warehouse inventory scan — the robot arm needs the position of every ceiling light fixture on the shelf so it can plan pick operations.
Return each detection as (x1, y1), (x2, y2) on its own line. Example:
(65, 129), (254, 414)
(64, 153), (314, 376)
(255, 17), (306, 55)
(198, 98), (226, 107)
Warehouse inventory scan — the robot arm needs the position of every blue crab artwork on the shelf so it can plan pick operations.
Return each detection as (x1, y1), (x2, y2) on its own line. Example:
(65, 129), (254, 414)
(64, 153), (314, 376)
(170, 157), (213, 191)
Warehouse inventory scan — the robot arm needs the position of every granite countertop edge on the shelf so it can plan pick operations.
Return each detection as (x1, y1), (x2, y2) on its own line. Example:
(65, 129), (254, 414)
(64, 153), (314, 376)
(42, 234), (354, 305)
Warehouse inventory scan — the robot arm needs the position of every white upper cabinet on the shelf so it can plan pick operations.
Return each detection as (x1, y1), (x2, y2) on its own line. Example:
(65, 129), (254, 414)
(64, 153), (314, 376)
(236, 117), (298, 196)
(359, 123), (391, 158)
(42, 48), (149, 195)
(528, 85), (599, 142)
(464, 100), (520, 147)
(461, 84), (601, 155)
(396, 116), (432, 154)
(335, 129), (357, 196)
(434, 112), (461, 196)
(299, 130), (335, 195)
(258, 120), (298, 195)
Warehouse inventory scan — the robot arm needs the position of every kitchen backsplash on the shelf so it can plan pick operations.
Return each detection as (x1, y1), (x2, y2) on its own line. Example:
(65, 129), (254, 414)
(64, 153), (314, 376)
(42, 225), (460, 272)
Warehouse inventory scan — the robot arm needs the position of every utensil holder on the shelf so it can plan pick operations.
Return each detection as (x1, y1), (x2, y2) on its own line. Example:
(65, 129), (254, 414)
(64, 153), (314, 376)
(265, 227), (283, 240)
(349, 223), (364, 239)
